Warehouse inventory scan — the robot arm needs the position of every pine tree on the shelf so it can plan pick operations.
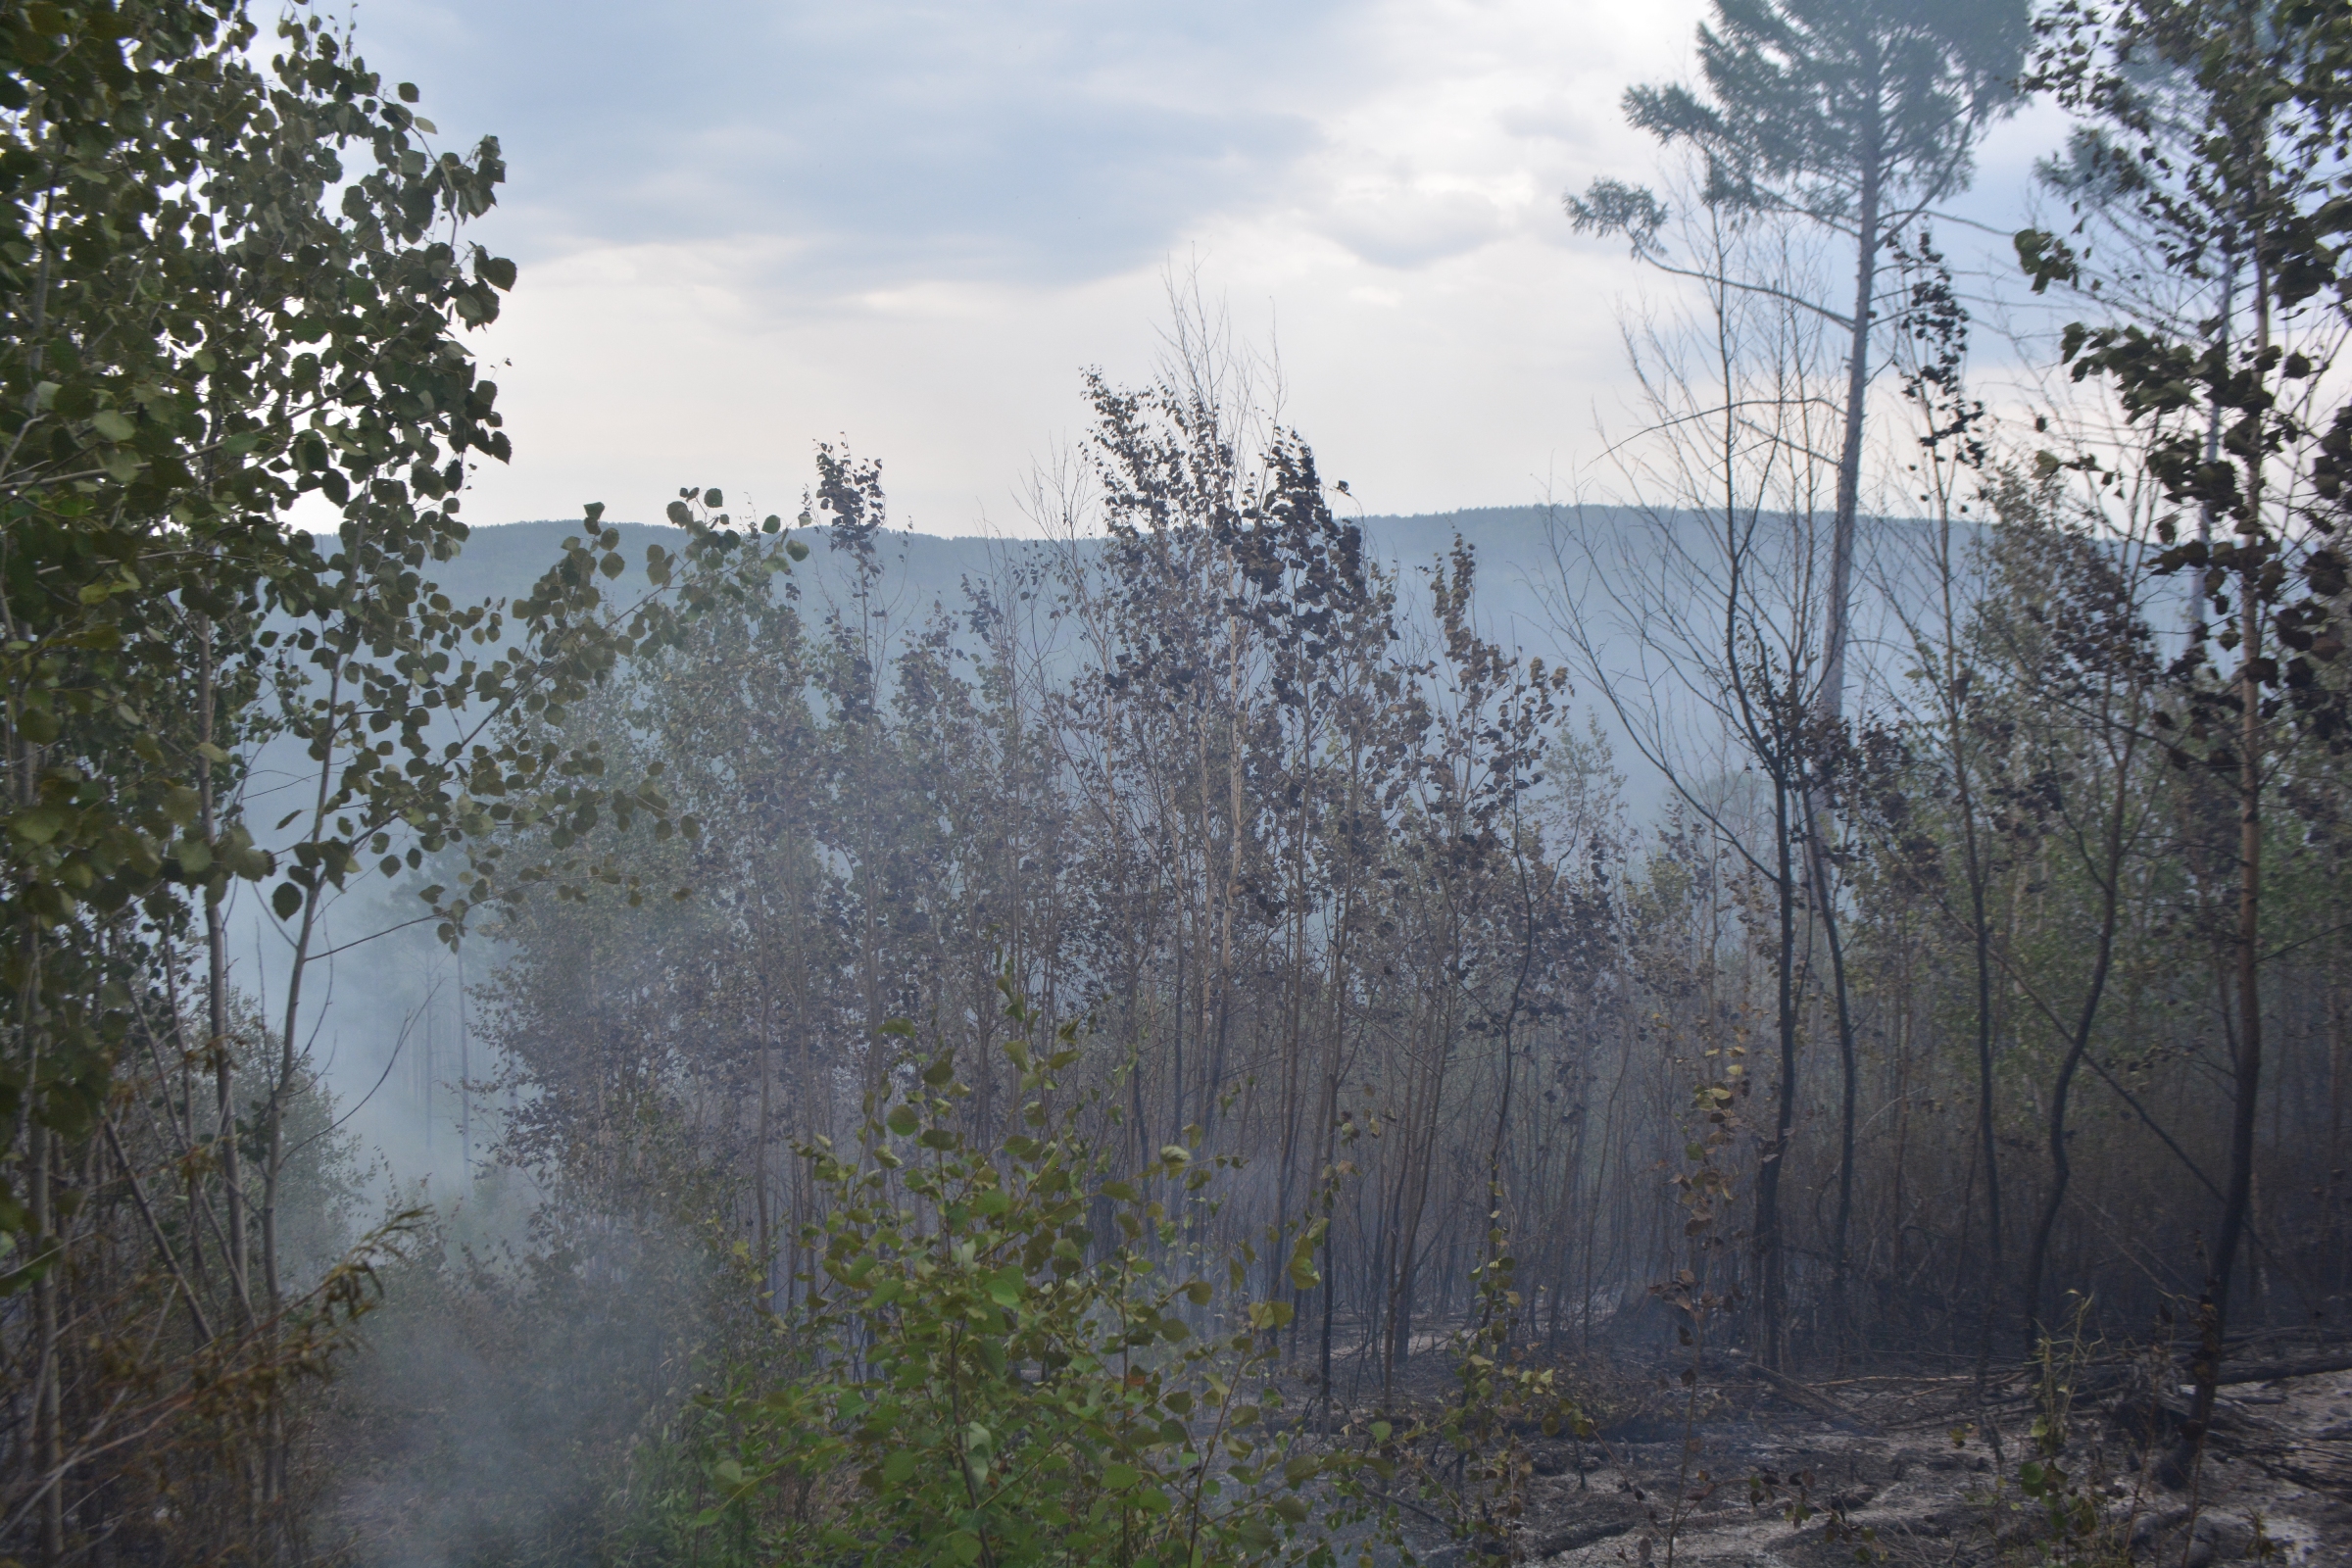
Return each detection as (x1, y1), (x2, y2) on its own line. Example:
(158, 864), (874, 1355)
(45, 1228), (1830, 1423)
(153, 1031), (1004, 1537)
(1568, 0), (2030, 721)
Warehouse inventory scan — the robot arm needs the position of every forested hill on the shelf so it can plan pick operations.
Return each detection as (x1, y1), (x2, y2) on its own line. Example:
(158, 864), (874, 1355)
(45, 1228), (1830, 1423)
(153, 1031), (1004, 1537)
(406, 504), (1924, 769)
(416, 504), (1567, 646)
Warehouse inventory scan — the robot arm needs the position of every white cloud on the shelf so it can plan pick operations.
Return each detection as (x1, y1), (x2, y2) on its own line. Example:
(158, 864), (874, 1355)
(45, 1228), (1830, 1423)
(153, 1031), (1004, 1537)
(1313, 180), (1511, 270)
(355, 0), (2054, 539)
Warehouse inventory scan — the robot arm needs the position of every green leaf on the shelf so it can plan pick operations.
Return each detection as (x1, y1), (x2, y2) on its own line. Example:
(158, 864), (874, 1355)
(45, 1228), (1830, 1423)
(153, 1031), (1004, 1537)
(9, 807), (66, 846)
(882, 1448), (918, 1485)
(985, 1265), (1024, 1307)
(1247, 1299), (1293, 1331)
(89, 409), (135, 441)
(886, 1106), (919, 1137)
(271, 883), (305, 920)
(1102, 1462), (1141, 1491)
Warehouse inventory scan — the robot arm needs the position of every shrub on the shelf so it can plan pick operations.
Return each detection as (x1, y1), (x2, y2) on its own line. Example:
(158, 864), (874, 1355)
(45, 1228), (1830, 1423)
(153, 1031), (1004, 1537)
(661, 999), (1383, 1568)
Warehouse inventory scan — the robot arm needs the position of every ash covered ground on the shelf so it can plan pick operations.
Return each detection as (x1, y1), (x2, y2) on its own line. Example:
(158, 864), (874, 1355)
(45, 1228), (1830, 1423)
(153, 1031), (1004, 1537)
(1348, 1334), (2352, 1567)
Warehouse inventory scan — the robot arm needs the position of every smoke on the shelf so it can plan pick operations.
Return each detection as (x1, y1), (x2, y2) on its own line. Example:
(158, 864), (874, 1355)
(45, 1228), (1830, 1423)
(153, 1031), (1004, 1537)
(314, 1199), (708, 1568)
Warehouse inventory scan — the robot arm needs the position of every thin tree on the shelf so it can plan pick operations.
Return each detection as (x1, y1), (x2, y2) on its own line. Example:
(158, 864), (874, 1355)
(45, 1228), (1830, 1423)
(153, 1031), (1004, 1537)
(1543, 203), (1840, 1368)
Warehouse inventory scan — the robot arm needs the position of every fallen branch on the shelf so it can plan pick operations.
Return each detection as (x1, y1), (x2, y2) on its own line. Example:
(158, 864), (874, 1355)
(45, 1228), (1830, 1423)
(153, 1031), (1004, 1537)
(2216, 1354), (2352, 1387)
(1746, 1366), (1880, 1435)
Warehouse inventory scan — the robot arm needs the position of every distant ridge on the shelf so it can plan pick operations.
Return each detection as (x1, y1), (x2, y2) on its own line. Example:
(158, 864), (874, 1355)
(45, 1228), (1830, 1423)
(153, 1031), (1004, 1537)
(412, 506), (1585, 615)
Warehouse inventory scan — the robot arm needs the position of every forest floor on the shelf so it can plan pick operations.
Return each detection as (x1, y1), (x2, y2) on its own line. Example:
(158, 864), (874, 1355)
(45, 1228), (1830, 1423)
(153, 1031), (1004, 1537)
(1365, 1336), (2352, 1567)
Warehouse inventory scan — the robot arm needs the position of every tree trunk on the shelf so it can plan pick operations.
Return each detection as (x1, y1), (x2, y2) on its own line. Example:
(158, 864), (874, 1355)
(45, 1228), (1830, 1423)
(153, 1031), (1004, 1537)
(1753, 778), (1798, 1371)
(2022, 724), (2133, 1347)
(2178, 173), (2276, 1475)
(1817, 143), (1882, 725)
(31, 1116), (61, 1563)
(1967, 827), (2003, 1370)
(197, 619), (252, 1324)
(2181, 573), (2268, 1466)
(1805, 823), (1859, 1345)
(1804, 147), (1879, 1361)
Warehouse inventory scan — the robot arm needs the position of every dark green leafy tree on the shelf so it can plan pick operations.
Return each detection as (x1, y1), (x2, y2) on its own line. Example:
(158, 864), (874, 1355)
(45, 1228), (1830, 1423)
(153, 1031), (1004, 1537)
(0, 2), (784, 1552)
(0, 0), (501, 1286)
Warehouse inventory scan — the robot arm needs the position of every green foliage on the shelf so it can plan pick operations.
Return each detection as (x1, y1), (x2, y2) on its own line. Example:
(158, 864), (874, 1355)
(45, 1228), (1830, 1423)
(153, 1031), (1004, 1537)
(1622, 0), (2029, 219)
(662, 988), (1387, 1568)
(1400, 1233), (1587, 1558)
(0, 0), (519, 1254)
(0, 0), (514, 930)
(2021, 0), (2352, 748)
(0, 0), (786, 1269)
(1999, 1298), (2134, 1568)
(0, 4), (800, 1551)
(0, 0), (488, 1254)
(1569, 0), (2030, 246)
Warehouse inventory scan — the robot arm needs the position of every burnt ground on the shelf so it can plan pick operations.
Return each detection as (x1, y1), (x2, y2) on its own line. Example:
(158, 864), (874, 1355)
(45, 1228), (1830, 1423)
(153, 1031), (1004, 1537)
(1353, 1339), (2352, 1567)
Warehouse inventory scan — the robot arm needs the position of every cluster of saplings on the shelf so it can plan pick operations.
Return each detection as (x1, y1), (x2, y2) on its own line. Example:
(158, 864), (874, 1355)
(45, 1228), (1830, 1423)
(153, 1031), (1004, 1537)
(4, 0), (2351, 1563)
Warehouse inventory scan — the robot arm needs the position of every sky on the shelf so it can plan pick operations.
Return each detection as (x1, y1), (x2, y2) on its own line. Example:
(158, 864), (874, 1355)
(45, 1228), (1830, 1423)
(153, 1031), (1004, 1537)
(344, 0), (2068, 538)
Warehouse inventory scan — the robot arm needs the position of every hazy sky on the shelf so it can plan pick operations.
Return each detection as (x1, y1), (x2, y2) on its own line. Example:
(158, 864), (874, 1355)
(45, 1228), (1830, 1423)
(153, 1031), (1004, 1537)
(349, 0), (2062, 536)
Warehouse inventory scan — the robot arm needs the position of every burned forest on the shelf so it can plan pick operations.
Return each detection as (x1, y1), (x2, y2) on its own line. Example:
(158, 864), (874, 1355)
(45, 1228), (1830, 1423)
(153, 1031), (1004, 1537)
(5, 0), (2352, 1564)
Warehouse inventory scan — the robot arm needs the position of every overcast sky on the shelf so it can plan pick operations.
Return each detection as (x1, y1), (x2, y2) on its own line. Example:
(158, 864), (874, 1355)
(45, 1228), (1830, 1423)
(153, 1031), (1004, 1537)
(347, 0), (2064, 537)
